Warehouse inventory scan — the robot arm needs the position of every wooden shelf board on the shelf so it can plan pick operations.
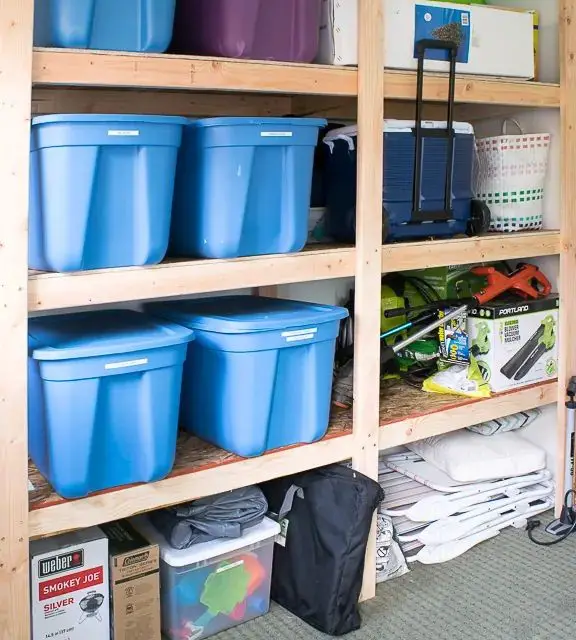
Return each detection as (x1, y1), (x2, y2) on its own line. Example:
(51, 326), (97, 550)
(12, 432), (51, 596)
(382, 231), (560, 273)
(28, 246), (355, 312)
(32, 49), (560, 107)
(27, 379), (558, 539)
(32, 48), (358, 96)
(29, 423), (353, 539)
(29, 232), (559, 312)
(383, 69), (559, 108)
(377, 379), (558, 449)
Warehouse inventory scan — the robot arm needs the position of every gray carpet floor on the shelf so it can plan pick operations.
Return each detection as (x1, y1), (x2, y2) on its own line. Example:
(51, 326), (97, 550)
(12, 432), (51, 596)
(217, 523), (576, 640)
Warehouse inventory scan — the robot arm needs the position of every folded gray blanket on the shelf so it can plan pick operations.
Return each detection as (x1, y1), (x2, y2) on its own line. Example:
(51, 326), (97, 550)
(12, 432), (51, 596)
(150, 486), (268, 549)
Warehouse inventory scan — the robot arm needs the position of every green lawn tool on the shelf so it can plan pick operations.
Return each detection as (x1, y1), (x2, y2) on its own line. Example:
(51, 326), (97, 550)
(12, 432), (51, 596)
(500, 315), (556, 381)
(471, 321), (490, 357)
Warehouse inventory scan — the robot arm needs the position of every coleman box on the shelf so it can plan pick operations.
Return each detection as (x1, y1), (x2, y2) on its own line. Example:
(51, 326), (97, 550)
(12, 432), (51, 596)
(100, 519), (161, 640)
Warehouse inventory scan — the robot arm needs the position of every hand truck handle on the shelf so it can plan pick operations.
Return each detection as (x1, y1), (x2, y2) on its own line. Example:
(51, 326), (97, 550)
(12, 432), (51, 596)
(413, 38), (458, 221)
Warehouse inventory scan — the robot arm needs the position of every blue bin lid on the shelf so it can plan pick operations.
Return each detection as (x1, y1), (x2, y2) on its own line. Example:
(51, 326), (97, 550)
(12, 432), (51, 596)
(32, 114), (190, 127)
(146, 296), (348, 334)
(29, 310), (194, 361)
(188, 117), (327, 129)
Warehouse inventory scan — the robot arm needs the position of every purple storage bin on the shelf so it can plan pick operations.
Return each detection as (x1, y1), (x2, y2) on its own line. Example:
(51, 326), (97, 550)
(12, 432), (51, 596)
(171, 0), (322, 63)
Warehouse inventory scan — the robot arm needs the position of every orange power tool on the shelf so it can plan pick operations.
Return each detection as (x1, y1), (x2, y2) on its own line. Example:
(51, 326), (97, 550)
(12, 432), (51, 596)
(385, 263), (552, 321)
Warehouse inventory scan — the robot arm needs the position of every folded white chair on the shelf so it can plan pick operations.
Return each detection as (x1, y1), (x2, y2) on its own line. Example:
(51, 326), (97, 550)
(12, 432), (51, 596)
(405, 498), (553, 565)
(399, 482), (554, 545)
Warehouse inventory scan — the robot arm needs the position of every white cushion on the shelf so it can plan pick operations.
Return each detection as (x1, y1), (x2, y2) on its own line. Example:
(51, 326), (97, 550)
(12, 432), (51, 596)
(407, 430), (546, 482)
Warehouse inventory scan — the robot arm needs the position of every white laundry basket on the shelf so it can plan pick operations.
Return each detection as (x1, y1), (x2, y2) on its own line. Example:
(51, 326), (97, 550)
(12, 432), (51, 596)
(475, 120), (551, 232)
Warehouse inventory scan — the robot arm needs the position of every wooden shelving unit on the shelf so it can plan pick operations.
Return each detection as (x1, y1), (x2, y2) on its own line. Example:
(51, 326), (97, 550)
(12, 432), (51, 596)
(0, 0), (573, 635)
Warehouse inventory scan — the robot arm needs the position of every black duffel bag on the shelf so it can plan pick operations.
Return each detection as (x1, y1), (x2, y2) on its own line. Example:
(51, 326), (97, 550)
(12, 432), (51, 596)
(261, 464), (384, 636)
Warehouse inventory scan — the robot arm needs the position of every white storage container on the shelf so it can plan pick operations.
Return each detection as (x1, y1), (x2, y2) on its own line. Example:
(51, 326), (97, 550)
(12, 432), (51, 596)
(316, 0), (535, 80)
(130, 516), (280, 640)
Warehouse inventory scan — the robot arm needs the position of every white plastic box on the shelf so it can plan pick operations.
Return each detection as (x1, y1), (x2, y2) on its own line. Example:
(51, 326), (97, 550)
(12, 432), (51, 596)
(130, 516), (280, 640)
(316, 0), (535, 80)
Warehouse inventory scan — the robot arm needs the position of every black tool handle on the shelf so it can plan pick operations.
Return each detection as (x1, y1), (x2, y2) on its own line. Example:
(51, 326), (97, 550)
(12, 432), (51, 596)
(412, 38), (458, 223)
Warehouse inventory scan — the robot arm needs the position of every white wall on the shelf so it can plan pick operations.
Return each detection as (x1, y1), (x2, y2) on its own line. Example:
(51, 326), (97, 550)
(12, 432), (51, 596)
(493, 0), (559, 84)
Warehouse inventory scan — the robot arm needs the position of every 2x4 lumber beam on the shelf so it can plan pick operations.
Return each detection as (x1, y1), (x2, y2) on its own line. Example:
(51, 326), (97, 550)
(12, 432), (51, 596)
(0, 1), (33, 638)
(353, 0), (385, 601)
(558, 0), (576, 507)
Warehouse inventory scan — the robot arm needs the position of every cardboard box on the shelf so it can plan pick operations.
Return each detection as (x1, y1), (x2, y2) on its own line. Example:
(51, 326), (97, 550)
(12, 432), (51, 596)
(101, 520), (161, 640)
(30, 527), (110, 640)
(316, 0), (535, 80)
(468, 295), (559, 393)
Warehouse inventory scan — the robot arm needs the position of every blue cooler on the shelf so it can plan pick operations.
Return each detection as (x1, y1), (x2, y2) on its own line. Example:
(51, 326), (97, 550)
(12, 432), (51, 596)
(146, 296), (348, 457)
(28, 310), (194, 498)
(323, 120), (477, 242)
(169, 117), (327, 259)
(30, 114), (188, 272)
(33, 0), (176, 52)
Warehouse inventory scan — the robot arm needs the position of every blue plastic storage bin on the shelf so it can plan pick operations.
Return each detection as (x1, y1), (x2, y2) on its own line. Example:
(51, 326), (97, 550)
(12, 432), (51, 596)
(146, 296), (348, 457)
(33, 0), (176, 52)
(323, 120), (476, 242)
(29, 114), (188, 272)
(169, 117), (327, 259)
(28, 310), (194, 498)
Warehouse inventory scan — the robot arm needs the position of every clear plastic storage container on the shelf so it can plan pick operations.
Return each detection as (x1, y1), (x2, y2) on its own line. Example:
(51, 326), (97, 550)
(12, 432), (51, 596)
(130, 515), (280, 640)
(146, 296), (348, 457)
(34, 0), (176, 52)
(30, 114), (188, 272)
(169, 117), (326, 259)
(28, 310), (194, 499)
(171, 0), (322, 63)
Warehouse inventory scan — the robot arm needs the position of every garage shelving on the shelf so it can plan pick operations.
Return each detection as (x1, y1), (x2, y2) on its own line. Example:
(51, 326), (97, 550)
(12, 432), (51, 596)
(1, 0), (574, 636)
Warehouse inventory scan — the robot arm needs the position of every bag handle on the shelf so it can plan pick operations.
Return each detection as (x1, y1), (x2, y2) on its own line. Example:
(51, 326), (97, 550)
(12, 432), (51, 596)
(502, 119), (524, 135)
(278, 484), (304, 521)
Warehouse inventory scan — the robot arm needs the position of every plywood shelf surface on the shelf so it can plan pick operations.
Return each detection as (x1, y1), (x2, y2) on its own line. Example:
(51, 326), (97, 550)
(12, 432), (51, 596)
(29, 231), (560, 311)
(377, 380), (558, 449)
(29, 379), (557, 539)
(29, 423), (353, 539)
(33, 48), (560, 108)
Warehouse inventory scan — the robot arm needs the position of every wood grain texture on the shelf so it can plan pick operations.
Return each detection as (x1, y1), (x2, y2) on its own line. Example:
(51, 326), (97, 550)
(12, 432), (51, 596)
(33, 48), (358, 96)
(28, 232), (560, 311)
(558, 0), (576, 508)
(353, 0), (385, 601)
(32, 87), (292, 117)
(32, 48), (560, 106)
(378, 380), (557, 449)
(29, 428), (353, 539)
(28, 247), (356, 311)
(0, 1), (33, 638)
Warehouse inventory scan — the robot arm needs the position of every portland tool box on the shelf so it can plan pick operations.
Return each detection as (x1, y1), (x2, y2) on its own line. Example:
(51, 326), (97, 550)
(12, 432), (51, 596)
(322, 38), (490, 243)
(468, 294), (559, 393)
(30, 527), (109, 640)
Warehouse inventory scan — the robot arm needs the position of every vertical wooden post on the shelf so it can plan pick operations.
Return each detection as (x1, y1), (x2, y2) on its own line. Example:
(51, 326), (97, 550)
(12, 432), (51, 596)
(0, 0), (34, 637)
(558, 0), (576, 509)
(352, 0), (385, 600)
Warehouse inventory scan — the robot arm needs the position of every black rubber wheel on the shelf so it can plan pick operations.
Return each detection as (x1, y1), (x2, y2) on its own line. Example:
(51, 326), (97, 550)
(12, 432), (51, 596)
(466, 199), (491, 237)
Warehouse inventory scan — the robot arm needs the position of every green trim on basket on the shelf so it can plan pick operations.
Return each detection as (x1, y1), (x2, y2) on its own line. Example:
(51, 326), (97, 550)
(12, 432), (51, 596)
(477, 188), (544, 205)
